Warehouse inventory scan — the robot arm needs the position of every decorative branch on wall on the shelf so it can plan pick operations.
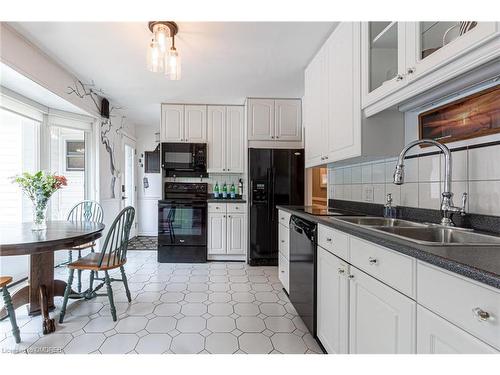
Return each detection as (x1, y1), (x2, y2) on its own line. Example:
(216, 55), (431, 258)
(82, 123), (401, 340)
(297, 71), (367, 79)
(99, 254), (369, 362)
(67, 79), (125, 199)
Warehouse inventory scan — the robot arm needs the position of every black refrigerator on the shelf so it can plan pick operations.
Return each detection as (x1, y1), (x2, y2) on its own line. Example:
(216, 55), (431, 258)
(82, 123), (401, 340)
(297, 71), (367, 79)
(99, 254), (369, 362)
(248, 148), (304, 266)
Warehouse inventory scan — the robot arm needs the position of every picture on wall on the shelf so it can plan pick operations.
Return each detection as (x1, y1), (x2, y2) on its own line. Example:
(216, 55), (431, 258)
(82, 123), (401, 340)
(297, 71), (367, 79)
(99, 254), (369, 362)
(419, 85), (500, 145)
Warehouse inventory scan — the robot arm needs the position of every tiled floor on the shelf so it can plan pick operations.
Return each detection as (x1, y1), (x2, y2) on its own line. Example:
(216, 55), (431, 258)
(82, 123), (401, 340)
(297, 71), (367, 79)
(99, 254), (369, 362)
(0, 251), (322, 354)
(127, 236), (157, 250)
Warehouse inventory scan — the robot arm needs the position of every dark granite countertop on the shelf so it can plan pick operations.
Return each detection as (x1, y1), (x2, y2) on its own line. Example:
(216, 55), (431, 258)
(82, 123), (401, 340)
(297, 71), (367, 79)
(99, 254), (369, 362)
(277, 205), (500, 289)
(207, 198), (247, 203)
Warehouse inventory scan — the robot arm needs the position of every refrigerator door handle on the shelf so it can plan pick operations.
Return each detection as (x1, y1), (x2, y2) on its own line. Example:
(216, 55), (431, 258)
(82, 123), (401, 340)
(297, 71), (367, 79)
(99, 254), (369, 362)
(271, 167), (276, 222)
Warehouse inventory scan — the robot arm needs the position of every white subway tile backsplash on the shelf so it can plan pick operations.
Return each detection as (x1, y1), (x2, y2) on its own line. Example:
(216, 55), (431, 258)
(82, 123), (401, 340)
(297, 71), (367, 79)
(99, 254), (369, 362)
(401, 183), (419, 207)
(373, 184), (386, 204)
(418, 182), (441, 210)
(328, 144), (499, 217)
(418, 154), (441, 182)
(343, 167), (352, 185)
(468, 144), (500, 181)
(351, 184), (362, 202)
(351, 166), (362, 184)
(404, 158), (419, 183)
(361, 164), (372, 184)
(469, 180), (500, 216)
(372, 163), (386, 183)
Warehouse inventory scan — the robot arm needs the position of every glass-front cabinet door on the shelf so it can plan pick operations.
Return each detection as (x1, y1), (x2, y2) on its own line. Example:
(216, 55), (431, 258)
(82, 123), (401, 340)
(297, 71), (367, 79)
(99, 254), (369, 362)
(361, 22), (407, 106)
(405, 22), (498, 80)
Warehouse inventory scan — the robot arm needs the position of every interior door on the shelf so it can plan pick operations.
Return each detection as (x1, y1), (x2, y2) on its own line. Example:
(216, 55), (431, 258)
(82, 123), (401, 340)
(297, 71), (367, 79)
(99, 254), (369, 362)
(122, 137), (137, 238)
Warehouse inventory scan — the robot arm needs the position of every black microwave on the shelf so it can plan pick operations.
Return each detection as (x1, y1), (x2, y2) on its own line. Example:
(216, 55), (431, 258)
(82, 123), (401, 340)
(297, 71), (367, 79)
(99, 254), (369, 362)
(161, 143), (208, 177)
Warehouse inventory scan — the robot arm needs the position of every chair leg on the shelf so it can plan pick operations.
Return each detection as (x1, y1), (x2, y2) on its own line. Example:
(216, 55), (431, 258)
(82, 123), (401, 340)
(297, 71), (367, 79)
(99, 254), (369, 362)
(120, 266), (132, 303)
(88, 270), (95, 299)
(59, 269), (74, 324)
(91, 247), (98, 279)
(77, 250), (82, 293)
(2, 287), (20, 344)
(68, 250), (73, 263)
(104, 271), (117, 321)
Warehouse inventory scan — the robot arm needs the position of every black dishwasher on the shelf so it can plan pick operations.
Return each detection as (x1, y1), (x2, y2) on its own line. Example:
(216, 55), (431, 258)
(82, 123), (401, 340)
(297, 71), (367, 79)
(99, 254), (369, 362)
(289, 215), (317, 336)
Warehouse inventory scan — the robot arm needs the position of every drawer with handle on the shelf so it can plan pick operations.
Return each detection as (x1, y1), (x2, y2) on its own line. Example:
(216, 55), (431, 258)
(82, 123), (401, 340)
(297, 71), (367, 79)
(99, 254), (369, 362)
(318, 224), (349, 260)
(349, 236), (416, 298)
(278, 223), (290, 259)
(278, 210), (291, 228)
(227, 203), (246, 213)
(417, 261), (500, 350)
(208, 203), (226, 213)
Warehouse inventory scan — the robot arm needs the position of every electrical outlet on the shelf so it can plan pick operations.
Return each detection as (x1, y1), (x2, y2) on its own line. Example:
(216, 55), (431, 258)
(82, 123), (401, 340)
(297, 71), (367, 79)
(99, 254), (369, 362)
(363, 185), (374, 202)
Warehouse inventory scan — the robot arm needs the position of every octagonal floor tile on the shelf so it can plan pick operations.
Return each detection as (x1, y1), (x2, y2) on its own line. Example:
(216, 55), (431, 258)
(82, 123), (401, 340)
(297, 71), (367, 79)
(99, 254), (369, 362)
(146, 316), (177, 333)
(234, 303), (260, 316)
(260, 303), (286, 316)
(181, 303), (207, 316)
(205, 333), (238, 354)
(170, 333), (205, 354)
(264, 316), (296, 333)
(235, 316), (265, 333)
(154, 303), (181, 316)
(100, 333), (139, 354)
(115, 316), (148, 333)
(176, 316), (206, 333)
(208, 303), (233, 316)
(271, 333), (308, 354)
(206, 317), (236, 333)
(160, 292), (185, 303)
(64, 333), (106, 354)
(238, 333), (273, 354)
(135, 334), (172, 354)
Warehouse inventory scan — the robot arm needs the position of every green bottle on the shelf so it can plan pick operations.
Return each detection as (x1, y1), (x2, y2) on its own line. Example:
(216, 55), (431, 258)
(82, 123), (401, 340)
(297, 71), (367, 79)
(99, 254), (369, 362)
(230, 183), (236, 199)
(222, 182), (227, 199)
(213, 181), (219, 199)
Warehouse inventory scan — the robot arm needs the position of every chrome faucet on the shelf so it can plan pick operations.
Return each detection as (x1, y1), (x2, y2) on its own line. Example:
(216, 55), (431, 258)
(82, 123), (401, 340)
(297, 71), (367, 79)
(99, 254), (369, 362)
(393, 139), (467, 226)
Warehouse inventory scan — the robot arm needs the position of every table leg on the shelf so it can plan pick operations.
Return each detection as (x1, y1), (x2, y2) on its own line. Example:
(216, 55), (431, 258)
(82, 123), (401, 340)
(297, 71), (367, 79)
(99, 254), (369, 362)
(39, 285), (55, 334)
(28, 252), (55, 315)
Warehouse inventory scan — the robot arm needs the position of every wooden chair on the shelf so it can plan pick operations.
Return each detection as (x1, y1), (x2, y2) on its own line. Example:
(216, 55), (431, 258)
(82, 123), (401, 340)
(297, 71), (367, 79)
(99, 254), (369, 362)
(1, 276), (21, 343)
(59, 206), (135, 323)
(66, 200), (104, 293)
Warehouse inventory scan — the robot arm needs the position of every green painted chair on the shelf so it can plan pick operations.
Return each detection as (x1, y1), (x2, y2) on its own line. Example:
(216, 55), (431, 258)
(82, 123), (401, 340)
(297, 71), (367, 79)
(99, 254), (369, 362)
(1, 276), (21, 343)
(66, 200), (104, 293)
(59, 206), (135, 323)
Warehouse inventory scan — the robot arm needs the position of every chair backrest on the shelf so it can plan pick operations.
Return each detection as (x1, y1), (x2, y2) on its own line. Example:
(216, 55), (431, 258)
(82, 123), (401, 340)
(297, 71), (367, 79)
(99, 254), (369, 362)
(98, 206), (135, 268)
(67, 200), (104, 223)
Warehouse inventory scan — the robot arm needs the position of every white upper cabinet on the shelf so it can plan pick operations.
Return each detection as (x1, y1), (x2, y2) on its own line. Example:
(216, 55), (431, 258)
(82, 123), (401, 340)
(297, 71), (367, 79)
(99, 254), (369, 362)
(184, 105), (207, 142)
(361, 22), (408, 108)
(161, 104), (184, 142)
(225, 106), (244, 173)
(161, 104), (207, 142)
(304, 22), (361, 167)
(247, 98), (302, 142)
(274, 99), (302, 141)
(362, 21), (500, 116)
(207, 105), (244, 173)
(207, 106), (226, 172)
(247, 99), (275, 140)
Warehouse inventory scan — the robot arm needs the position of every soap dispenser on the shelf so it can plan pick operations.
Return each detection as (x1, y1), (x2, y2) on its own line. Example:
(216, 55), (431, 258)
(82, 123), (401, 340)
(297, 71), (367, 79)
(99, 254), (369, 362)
(383, 193), (397, 218)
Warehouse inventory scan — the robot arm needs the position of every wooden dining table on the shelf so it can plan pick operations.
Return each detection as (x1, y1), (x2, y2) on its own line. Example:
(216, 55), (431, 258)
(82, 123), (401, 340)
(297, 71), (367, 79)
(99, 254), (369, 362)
(0, 221), (105, 334)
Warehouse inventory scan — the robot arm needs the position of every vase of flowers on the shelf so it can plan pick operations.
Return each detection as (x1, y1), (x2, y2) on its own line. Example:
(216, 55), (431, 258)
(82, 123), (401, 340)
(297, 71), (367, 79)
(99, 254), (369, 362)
(12, 171), (67, 231)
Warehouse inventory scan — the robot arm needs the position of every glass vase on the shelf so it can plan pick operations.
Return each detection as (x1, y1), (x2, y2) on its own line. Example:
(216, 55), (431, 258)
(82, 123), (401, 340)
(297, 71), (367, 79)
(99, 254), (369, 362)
(32, 199), (48, 231)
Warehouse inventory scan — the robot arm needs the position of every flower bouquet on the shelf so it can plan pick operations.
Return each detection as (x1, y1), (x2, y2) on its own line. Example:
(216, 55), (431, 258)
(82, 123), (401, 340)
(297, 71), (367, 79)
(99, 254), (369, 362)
(12, 171), (67, 230)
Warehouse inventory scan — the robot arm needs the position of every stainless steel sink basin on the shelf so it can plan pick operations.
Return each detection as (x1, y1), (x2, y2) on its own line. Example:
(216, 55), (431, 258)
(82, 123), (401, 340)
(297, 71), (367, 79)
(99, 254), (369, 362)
(338, 217), (427, 227)
(374, 227), (500, 246)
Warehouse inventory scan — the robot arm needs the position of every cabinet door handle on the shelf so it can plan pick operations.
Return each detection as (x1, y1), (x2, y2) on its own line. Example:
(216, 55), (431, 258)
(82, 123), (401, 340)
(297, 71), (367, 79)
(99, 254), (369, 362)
(326, 237), (332, 243)
(281, 240), (285, 243)
(228, 215), (231, 218)
(347, 274), (355, 280)
(396, 74), (404, 81)
(407, 67), (415, 74)
(472, 308), (491, 322)
(368, 257), (378, 265)
(276, 136), (279, 139)
(337, 268), (345, 275)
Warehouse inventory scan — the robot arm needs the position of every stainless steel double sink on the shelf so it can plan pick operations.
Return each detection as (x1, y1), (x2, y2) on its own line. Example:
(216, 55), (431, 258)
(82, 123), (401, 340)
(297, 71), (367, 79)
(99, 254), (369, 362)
(335, 217), (500, 247)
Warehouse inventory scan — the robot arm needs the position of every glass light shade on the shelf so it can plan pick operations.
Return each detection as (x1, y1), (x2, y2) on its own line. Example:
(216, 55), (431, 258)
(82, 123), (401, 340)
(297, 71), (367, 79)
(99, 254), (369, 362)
(147, 40), (163, 73)
(165, 48), (181, 80)
(154, 24), (170, 53)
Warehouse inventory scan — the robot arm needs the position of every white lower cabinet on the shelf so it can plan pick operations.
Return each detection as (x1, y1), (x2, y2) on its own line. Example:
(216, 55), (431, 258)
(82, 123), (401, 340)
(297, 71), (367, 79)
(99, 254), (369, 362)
(348, 266), (416, 353)
(317, 246), (349, 354)
(207, 203), (246, 258)
(417, 306), (498, 354)
(277, 212), (290, 293)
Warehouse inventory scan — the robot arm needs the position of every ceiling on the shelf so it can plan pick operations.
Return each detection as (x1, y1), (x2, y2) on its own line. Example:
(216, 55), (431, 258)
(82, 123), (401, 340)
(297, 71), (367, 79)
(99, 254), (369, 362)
(9, 22), (336, 127)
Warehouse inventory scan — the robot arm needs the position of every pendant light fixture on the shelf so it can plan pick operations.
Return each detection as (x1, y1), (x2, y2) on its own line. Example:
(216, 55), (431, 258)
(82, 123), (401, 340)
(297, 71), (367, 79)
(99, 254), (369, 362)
(147, 21), (181, 80)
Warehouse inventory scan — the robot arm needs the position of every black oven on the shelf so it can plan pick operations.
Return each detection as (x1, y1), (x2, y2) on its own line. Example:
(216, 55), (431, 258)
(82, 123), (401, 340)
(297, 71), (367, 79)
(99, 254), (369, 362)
(161, 142), (208, 178)
(158, 183), (208, 263)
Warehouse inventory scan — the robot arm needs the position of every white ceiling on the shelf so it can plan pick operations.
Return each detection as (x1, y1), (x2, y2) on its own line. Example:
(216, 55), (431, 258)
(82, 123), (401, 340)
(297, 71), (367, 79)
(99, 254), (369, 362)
(9, 22), (336, 127)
